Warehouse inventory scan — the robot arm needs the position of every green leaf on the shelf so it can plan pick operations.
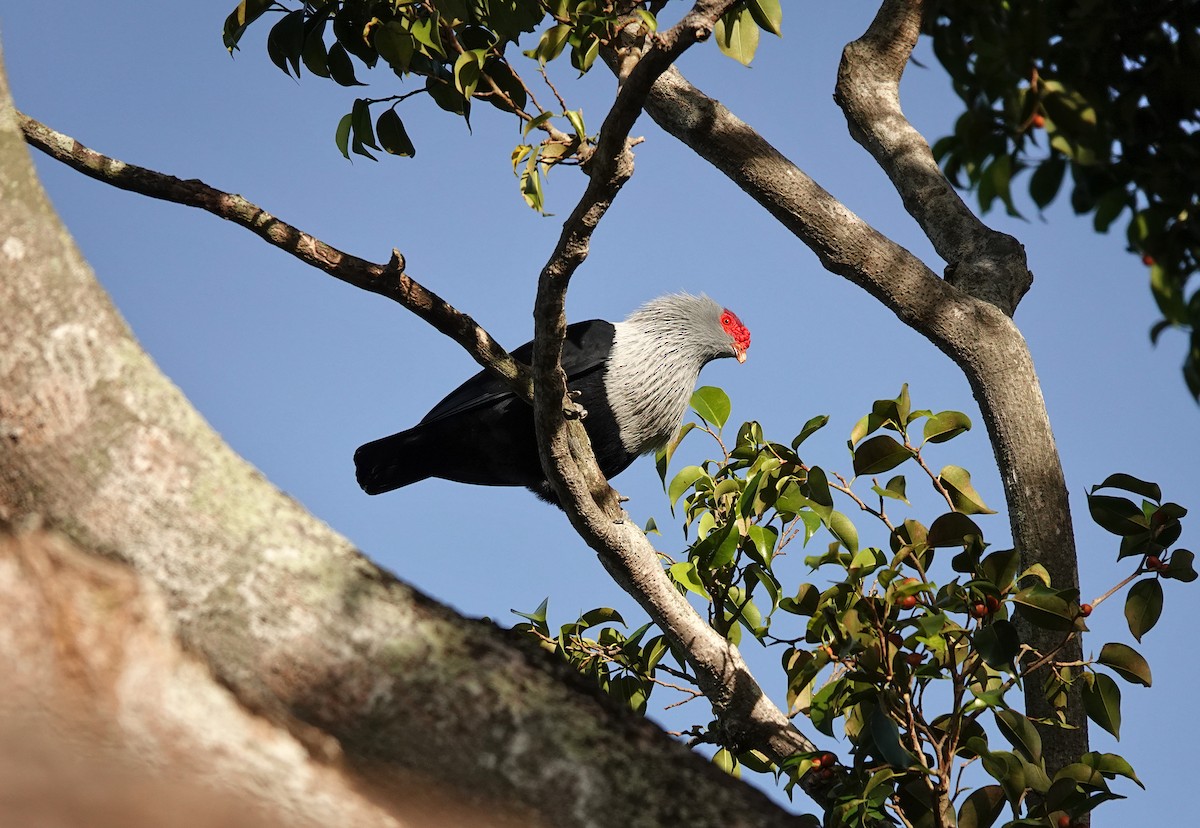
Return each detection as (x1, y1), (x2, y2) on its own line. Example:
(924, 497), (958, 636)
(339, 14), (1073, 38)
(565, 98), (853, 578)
(981, 750), (1026, 806)
(1082, 672), (1122, 739)
(939, 465), (997, 515)
(957, 784), (1006, 828)
(869, 704), (913, 769)
(826, 510), (859, 554)
(792, 414), (828, 449)
(973, 619), (1020, 670)
(923, 410), (972, 444)
(426, 75), (470, 117)
(926, 512), (983, 548)
(375, 21), (415, 72)
(690, 386), (731, 429)
(872, 475), (908, 504)
(453, 50), (483, 99)
(746, 0), (783, 36)
(1124, 578), (1163, 641)
(527, 23), (570, 65)
(223, 0), (274, 51)
(1081, 752), (1144, 789)
(512, 597), (549, 628)
(852, 434), (914, 476)
(334, 112), (353, 160)
(1093, 473), (1161, 503)
(1029, 153), (1066, 209)
(1012, 584), (1077, 631)
(713, 747), (738, 776)
(1087, 494), (1150, 536)
(410, 15), (444, 56)
(267, 9), (305, 77)
(1164, 549), (1198, 582)
(351, 98), (379, 151)
(668, 561), (710, 599)
(668, 465), (707, 511)
(376, 109), (416, 157)
(714, 6), (760, 66)
(327, 42), (363, 86)
(994, 710), (1042, 763)
(779, 582), (820, 616)
(1097, 642), (1152, 687)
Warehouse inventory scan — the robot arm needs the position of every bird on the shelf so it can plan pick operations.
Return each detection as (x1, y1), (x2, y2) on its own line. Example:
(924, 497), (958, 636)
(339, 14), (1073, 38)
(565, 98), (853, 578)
(353, 293), (751, 504)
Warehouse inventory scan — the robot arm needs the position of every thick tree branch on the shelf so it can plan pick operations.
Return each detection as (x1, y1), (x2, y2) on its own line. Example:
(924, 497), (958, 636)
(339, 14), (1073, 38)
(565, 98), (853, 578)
(833, 0), (1085, 775)
(635, 14), (1085, 776)
(834, 0), (1031, 316)
(16, 112), (533, 401)
(528, 0), (834, 808)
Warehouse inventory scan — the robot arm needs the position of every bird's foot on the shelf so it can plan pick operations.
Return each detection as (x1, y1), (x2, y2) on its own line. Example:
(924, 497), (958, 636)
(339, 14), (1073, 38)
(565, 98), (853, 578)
(563, 400), (588, 420)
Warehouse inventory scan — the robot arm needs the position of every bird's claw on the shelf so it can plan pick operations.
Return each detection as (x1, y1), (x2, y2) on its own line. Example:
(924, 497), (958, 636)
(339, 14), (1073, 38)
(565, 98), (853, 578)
(563, 401), (588, 420)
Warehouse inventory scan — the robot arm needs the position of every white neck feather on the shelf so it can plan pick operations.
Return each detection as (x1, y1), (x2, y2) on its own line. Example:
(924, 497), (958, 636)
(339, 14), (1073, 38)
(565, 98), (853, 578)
(604, 295), (729, 455)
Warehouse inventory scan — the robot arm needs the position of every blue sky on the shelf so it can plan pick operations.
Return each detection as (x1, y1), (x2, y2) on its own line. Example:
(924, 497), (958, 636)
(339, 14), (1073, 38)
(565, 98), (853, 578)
(4, 2), (1197, 819)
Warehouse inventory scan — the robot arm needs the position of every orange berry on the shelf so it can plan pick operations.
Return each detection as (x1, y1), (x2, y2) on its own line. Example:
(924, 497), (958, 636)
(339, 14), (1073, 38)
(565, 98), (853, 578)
(1057, 815), (1072, 828)
(899, 595), (918, 610)
(1080, 603), (1093, 617)
(810, 755), (824, 769)
(1142, 254), (1155, 266)
(969, 602), (988, 618)
(1146, 555), (1164, 571)
(1031, 113), (1046, 128)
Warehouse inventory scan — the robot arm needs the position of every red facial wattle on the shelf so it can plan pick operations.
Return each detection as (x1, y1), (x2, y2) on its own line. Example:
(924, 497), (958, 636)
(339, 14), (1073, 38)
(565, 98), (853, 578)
(720, 309), (751, 363)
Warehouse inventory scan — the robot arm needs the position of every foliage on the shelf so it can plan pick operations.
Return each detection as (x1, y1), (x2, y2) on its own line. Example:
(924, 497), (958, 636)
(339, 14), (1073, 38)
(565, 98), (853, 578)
(518, 386), (1191, 827)
(223, 0), (781, 212)
(923, 0), (1200, 398)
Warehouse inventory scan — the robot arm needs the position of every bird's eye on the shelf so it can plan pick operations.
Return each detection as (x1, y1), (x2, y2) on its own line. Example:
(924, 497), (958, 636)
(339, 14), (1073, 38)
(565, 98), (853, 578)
(721, 313), (733, 328)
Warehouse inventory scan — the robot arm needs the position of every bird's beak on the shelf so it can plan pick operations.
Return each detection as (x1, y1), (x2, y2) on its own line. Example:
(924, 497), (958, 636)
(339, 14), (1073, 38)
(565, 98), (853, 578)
(734, 347), (747, 364)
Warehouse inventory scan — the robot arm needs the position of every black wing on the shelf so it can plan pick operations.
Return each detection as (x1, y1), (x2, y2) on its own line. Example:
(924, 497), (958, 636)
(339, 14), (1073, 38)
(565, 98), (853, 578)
(418, 319), (615, 425)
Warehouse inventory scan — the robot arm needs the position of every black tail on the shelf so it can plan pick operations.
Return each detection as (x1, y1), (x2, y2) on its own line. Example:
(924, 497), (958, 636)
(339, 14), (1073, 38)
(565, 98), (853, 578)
(354, 428), (431, 495)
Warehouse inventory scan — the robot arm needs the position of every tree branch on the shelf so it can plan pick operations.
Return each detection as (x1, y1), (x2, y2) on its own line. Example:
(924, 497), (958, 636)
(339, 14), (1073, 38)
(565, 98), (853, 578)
(529, 0), (836, 805)
(833, 0), (1031, 316)
(16, 112), (533, 401)
(634, 8), (1086, 776)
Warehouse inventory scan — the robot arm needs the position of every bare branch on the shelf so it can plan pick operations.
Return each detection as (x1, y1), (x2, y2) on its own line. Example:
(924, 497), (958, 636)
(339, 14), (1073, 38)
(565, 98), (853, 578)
(833, 0), (1031, 316)
(16, 112), (533, 400)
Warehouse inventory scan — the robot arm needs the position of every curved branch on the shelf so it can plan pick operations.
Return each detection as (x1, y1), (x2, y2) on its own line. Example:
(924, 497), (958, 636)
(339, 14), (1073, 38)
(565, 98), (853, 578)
(834, 0), (1031, 315)
(529, 0), (833, 804)
(636, 8), (1085, 775)
(16, 113), (533, 401)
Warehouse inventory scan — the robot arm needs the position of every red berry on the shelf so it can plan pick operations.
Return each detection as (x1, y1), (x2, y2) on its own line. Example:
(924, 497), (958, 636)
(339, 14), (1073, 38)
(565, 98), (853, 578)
(985, 595), (1001, 612)
(1080, 603), (1093, 617)
(899, 595), (918, 610)
(1146, 555), (1165, 572)
(810, 754), (824, 769)
(1142, 254), (1155, 266)
(969, 602), (988, 618)
(905, 652), (924, 666)
(1057, 815), (1072, 828)
(1031, 113), (1046, 129)
(887, 633), (904, 647)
